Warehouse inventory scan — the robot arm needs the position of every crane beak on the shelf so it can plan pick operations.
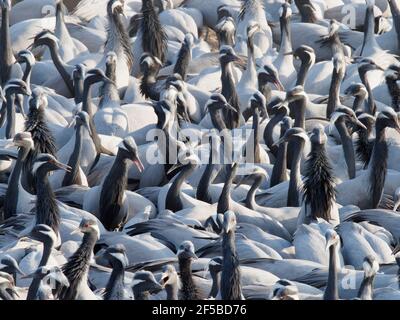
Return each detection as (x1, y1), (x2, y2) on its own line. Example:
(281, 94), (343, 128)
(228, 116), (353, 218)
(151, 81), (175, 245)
(103, 76), (116, 86)
(272, 136), (286, 147)
(70, 227), (82, 235)
(224, 103), (238, 113)
(132, 154), (144, 172)
(355, 119), (367, 131)
(393, 243), (400, 256)
(52, 159), (72, 172)
(187, 250), (198, 260)
(20, 271), (35, 279)
(24, 88), (32, 96)
(167, 162), (182, 175)
(274, 79), (285, 91)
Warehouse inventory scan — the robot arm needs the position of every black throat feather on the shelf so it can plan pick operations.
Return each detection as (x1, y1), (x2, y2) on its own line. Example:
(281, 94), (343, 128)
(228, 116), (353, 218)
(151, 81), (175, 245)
(59, 229), (97, 300)
(99, 153), (130, 231)
(141, 0), (167, 63)
(355, 130), (374, 169)
(369, 125), (388, 209)
(35, 169), (60, 234)
(302, 143), (336, 221)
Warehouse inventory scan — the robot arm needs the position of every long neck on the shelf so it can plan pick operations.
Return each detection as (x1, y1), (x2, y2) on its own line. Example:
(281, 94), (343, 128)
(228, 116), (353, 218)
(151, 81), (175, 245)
(221, 231), (242, 300)
(290, 97), (306, 129)
(4, 148), (25, 219)
(221, 61), (240, 129)
(209, 109), (227, 131)
(264, 111), (285, 156)
(368, 122), (388, 208)
(5, 93), (15, 139)
(324, 245), (339, 300)
(209, 271), (221, 298)
(173, 43), (191, 81)
(196, 147), (221, 204)
(35, 169), (60, 233)
(47, 41), (74, 95)
(241, 35), (257, 89)
(359, 71), (376, 115)
(326, 70), (342, 118)
(99, 152), (130, 230)
(245, 176), (263, 210)
(99, 66), (119, 108)
(26, 238), (55, 300)
(336, 119), (356, 179)
(246, 108), (260, 163)
(62, 124), (83, 187)
(296, 59), (312, 86)
(165, 163), (196, 212)
(22, 62), (32, 86)
(0, 7), (13, 86)
(270, 125), (288, 187)
(279, 14), (292, 57)
(55, 3), (73, 47)
(357, 272), (375, 300)
(217, 164), (235, 214)
(82, 80), (106, 155)
(165, 282), (179, 300)
(74, 76), (84, 105)
(386, 77), (400, 111)
(287, 139), (304, 207)
(104, 261), (125, 300)
(82, 81), (94, 117)
(179, 258), (197, 300)
(361, 6), (379, 55)
(61, 230), (97, 300)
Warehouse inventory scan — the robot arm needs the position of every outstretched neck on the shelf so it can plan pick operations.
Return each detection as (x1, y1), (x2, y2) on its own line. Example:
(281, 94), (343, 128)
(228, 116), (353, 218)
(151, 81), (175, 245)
(104, 262), (125, 300)
(47, 41), (74, 95)
(245, 176), (263, 210)
(368, 123), (388, 208)
(361, 5), (379, 55)
(35, 170), (60, 234)
(62, 124), (83, 187)
(336, 119), (356, 179)
(324, 245), (339, 300)
(287, 139), (304, 206)
(5, 94), (15, 139)
(165, 162), (197, 212)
